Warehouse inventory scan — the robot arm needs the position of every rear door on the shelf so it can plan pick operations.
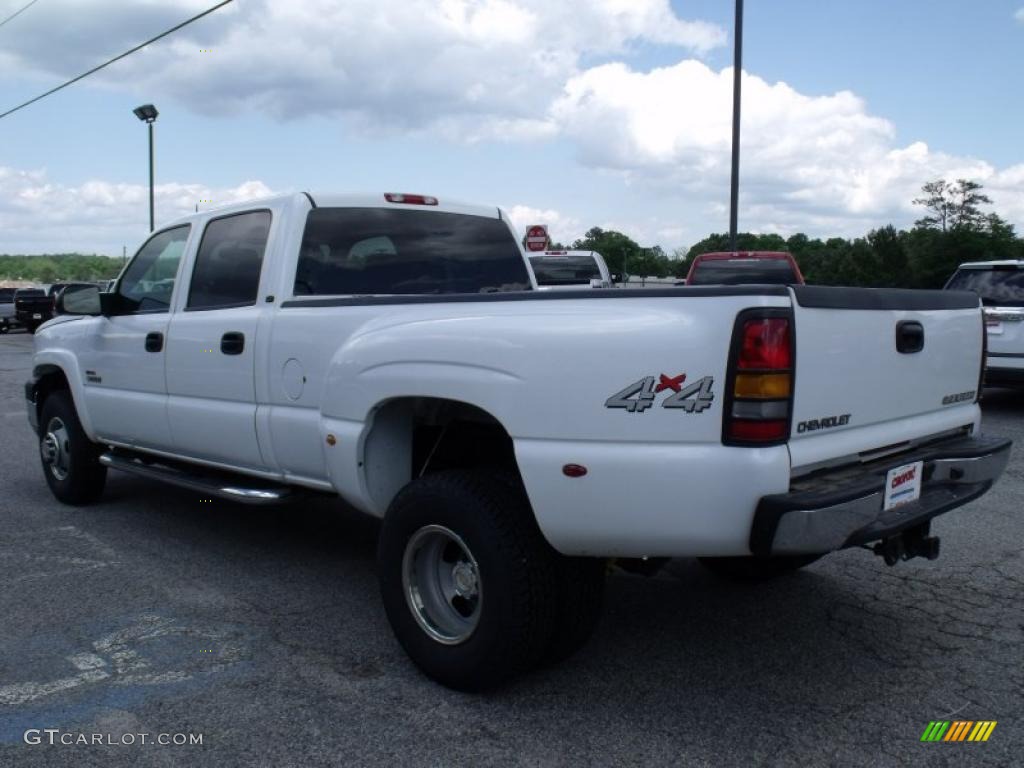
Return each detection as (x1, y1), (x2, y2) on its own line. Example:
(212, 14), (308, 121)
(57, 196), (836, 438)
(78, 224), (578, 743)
(787, 286), (983, 469)
(165, 209), (273, 469)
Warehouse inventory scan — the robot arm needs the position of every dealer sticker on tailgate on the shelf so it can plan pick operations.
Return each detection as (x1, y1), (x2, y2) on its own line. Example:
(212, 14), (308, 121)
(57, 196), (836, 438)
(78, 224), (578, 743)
(884, 461), (924, 511)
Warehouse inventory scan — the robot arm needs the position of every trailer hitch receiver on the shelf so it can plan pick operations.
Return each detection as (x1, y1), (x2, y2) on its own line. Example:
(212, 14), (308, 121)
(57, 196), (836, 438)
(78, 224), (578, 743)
(872, 523), (940, 566)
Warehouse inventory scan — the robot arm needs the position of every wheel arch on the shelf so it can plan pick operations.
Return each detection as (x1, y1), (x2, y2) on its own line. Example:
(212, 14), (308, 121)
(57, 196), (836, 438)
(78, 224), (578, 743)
(30, 356), (97, 439)
(359, 396), (524, 517)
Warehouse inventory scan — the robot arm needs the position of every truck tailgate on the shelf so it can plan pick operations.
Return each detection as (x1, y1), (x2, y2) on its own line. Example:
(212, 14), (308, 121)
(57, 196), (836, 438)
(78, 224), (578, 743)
(787, 286), (983, 470)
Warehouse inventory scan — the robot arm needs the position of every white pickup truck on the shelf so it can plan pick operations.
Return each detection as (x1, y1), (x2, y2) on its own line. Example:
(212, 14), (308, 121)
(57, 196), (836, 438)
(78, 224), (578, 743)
(528, 249), (613, 289)
(26, 192), (1011, 690)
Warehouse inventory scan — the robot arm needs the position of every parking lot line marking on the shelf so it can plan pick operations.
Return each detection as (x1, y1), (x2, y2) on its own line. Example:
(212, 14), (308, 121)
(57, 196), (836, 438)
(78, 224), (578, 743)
(67, 653), (107, 671)
(0, 669), (111, 707)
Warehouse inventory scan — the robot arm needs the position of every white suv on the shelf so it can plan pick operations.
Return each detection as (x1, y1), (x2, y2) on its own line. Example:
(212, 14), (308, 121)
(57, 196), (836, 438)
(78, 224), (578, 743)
(946, 260), (1024, 387)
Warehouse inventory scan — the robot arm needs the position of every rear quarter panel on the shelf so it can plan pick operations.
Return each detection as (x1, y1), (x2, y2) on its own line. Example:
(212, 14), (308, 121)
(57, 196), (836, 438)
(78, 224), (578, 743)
(288, 292), (794, 555)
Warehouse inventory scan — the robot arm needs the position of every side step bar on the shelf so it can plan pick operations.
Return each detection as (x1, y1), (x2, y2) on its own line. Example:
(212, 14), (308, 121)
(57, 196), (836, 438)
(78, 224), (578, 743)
(99, 452), (294, 505)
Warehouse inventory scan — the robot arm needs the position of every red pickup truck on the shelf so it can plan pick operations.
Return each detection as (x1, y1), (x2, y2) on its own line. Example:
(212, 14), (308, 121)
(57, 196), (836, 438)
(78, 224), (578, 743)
(686, 251), (804, 286)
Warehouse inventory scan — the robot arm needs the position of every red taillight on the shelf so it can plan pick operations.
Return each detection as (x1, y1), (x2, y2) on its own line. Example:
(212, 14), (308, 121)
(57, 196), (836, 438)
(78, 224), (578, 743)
(723, 311), (795, 446)
(727, 419), (788, 442)
(738, 318), (792, 370)
(384, 193), (438, 205)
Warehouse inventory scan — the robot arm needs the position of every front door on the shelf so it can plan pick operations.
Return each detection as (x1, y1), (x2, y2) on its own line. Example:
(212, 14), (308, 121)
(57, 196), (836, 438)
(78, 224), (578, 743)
(81, 225), (191, 450)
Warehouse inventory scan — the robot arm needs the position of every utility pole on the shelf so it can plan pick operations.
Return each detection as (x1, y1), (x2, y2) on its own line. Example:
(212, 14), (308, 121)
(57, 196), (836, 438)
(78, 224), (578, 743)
(728, 0), (744, 252)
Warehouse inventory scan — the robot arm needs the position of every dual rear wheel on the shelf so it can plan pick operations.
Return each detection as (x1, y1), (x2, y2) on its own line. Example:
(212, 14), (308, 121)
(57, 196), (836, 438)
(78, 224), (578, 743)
(378, 470), (605, 691)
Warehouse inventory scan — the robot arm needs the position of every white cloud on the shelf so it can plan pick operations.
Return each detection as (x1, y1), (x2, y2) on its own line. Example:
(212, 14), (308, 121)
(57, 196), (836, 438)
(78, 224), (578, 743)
(547, 60), (1024, 236)
(3, 0), (723, 138)
(0, 167), (273, 254)
(1016, 7), (1024, 23)
(504, 205), (582, 246)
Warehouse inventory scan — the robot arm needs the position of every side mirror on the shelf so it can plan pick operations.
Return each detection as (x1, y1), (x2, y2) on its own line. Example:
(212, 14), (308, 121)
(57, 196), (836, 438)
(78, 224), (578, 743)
(57, 286), (101, 316)
(99, 291), (125, 316)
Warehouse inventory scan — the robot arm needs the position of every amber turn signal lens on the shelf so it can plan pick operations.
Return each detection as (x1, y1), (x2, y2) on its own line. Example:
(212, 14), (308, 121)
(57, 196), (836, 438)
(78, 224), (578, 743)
(733, 373), (792, 399)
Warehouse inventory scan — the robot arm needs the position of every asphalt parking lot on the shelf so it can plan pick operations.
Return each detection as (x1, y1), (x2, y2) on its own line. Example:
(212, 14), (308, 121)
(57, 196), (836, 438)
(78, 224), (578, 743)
(0, 329), (1021, 767)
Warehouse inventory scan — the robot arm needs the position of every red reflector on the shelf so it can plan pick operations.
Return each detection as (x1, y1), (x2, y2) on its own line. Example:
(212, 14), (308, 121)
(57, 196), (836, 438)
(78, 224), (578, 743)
(738, 318), (792, 370)
(727, 419), (788, 442)
(384, 193), (438, 205)
(562, 464), (588, 478)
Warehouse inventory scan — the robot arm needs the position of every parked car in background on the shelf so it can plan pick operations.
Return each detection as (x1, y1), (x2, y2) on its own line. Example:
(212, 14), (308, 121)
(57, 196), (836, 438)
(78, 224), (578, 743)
(529, 250), (612, 289)
(0, 288), (17, 333)
(15, 283), (96, 333)
(945, 260), (1024, 387)
(686, 251), (804, 286)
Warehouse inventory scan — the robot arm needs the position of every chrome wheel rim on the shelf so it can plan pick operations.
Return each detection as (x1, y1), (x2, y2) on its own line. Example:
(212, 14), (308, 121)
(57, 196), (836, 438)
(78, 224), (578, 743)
(402, 525), (482, 645)
(41, 416), (71, 481)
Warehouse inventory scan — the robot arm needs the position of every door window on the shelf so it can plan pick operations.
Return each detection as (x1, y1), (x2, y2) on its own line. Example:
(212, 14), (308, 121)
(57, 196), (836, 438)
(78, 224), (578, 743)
(118, 226), (191, 312)
(187, 211), (271, 310)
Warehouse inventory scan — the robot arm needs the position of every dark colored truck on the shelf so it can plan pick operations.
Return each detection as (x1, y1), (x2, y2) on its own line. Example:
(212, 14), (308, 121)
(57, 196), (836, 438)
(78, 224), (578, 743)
(686, 251), (805, 286)
(15, 284), (96, 333)
(0, 288), (15, 333)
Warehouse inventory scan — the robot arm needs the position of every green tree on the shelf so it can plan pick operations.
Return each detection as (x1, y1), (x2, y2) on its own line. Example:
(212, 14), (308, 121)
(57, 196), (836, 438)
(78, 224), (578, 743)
(913, 179), (993, 233)
(572, 227), (642, 279)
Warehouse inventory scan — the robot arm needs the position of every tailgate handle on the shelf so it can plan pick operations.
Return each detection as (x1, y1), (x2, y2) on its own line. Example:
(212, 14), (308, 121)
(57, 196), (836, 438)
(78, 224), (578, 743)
(896, 321), (924, 354)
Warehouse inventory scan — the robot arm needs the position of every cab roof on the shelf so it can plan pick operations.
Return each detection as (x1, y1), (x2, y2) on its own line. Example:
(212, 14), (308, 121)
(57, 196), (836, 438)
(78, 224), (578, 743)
(160, 192), (503, 230)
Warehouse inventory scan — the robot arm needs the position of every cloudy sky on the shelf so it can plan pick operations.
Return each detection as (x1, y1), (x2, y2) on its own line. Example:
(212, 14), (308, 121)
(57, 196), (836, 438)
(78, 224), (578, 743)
(1, 0), (1023, 256)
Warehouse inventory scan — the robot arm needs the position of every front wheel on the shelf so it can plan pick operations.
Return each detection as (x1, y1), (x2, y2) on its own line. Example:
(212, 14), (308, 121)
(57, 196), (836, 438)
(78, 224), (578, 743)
(378, 470), (561, 691)
(697, 553), (822, 583)
(38, 390), (106, 505)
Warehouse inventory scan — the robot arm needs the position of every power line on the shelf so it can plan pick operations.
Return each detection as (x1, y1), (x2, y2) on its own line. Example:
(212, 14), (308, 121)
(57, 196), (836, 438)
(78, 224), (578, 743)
(0, 0), (42, 30)
(0, 0), (233, 121)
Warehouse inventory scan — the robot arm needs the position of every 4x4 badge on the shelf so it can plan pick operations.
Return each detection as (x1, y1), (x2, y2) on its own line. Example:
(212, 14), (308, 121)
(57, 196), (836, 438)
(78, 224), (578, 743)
(605, 374), (714, 413)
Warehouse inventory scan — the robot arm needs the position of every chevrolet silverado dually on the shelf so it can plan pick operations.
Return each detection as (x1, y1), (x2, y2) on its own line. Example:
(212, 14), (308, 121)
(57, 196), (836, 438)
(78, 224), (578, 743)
(26, 192), (1011, 690)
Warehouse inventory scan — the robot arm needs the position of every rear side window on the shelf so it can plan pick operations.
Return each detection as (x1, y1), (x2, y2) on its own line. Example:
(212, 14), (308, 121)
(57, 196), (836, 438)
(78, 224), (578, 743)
(187, 211), (271, 310)
(689, 258), (797, 286)
(0, 288), (15, 302)
(294, 208), (531, 296)
(945, 267), (1024, 307)
(529, 255), (600, 286)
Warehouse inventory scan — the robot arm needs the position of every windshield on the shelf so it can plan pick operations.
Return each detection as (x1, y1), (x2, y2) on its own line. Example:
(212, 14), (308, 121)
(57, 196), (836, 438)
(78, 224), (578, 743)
(689, 258), (798, 285)
(529, 255), (601, 285)
(945, 267), (1024, 307)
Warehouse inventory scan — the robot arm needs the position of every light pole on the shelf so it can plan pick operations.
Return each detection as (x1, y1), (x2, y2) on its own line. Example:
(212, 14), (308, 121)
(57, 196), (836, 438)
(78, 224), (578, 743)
(133, 104), (159, 232)
(728, 0), (743, 252)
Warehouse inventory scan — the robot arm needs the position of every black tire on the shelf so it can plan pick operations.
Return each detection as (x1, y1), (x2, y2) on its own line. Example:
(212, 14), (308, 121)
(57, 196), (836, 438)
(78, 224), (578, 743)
(488, 472), (606, 665)
(378, 470), (560, 691)
(542, 556), (605, 665)
(38, 389), (106, 505)
(697, 553), (822, 583)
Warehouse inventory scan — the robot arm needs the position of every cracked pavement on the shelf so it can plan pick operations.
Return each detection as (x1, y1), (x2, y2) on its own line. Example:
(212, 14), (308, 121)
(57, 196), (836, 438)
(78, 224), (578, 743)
(1, 331), (1021, 766)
